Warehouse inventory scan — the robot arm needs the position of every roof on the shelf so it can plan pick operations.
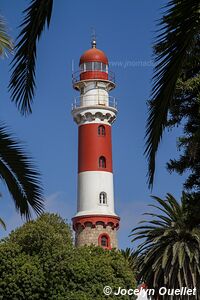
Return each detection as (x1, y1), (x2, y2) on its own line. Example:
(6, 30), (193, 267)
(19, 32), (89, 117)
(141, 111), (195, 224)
(79, 47), (108, 65)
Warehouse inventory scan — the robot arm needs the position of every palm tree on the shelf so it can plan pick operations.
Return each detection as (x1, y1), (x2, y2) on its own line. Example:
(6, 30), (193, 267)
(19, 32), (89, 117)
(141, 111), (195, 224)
(0, 16), (44, 220)
(121, 247), (138, 274)
(0, 16), (13, 56)
(130, 193), (200, 299)
(9, 0), (53, 115)
(145, 0), (200, 187)
(0, 124), (44, 219)
(0, 218), (6, 230)
(0, 194), (6, 230)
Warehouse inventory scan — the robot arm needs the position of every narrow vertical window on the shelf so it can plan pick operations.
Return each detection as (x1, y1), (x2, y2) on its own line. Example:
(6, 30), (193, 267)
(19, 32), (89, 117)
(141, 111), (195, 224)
(98, 125), (106, 136)
(101, 236), (108, 247)
(80, 63), (84, 72)
(99, 156), (106, 168)
(99, 192), (107, 205)
(102, 63), (107, 72)
(98, 233), (110, 249)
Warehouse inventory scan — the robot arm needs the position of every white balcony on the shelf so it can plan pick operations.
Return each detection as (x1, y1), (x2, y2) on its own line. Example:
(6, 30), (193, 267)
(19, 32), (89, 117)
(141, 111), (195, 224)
(71, 95), (117, 110)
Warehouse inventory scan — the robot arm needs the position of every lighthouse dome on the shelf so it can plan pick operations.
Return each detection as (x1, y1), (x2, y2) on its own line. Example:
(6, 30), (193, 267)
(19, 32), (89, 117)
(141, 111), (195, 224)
(79, 48), (108, 65)
(75, 41), (113, 83)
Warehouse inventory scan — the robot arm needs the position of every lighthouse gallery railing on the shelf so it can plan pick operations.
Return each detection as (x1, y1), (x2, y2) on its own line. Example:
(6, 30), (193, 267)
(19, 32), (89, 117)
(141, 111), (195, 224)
(71, 95), (117, 110)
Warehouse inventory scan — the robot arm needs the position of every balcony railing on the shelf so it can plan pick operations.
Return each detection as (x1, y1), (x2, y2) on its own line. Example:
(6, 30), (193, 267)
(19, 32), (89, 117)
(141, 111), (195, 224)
(71, 95), (117, 110)
(72, 70), (115, 84)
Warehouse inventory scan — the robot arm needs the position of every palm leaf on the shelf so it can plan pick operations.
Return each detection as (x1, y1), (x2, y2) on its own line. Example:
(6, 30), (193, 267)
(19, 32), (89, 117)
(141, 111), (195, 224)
(162, 244), (170, 269)
(131, 192), (200, 297)
(9, 0), (53, 115)
(145, 0), (200, 187)
(0, 218), (6, 230)
(143, 212), (171, 225)
(0, 15), (13, 57)
(0, 123), (44, 219)
(0, 194), (6, 230)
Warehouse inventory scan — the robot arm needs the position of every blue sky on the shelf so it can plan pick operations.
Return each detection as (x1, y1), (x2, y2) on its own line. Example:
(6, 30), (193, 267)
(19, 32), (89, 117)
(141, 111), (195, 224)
(0, 0), (187, 249)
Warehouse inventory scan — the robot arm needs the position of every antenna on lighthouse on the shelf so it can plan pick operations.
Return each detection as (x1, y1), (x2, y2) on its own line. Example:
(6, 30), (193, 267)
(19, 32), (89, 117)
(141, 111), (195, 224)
(91, 27), (97, 48)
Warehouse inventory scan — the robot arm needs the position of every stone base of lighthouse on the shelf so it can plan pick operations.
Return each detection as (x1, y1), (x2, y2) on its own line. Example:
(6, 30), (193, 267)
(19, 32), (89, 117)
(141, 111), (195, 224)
(72, 215), (120, 249)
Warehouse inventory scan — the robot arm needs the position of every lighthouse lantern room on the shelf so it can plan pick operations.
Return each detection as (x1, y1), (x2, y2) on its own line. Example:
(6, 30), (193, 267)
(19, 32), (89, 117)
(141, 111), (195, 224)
(71, 39), (120, 249)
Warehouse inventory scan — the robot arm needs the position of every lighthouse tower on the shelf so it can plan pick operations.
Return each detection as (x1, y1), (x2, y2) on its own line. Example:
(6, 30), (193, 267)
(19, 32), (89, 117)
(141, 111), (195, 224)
(71, 39), (120, 249)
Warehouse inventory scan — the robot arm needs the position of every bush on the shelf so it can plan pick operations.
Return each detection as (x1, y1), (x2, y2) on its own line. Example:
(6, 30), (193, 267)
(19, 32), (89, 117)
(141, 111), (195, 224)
(0, 213), (136, 299)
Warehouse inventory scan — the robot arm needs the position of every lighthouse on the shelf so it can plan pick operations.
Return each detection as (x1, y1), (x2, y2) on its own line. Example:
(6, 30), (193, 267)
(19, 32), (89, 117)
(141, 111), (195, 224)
(71, 39), (120, 249)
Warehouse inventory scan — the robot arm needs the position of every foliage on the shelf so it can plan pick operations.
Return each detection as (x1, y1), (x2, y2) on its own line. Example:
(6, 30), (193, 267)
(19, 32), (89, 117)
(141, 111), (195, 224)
(131, 193), (200, 299)
(158, 35), (200, 223)
(0, 213), (136, 299)
(8, 213), (72, 254)
(165, 46), (200, 221)
(165, 38), (200, 192)
(0, 194), (6, 230)
(0, 15), (44, 220)
(0, 218), (6, 230)
(154, 33), (200, 223)
(0, 124), (44, 219)
(9, 0), (53, 115)
(120, 248), (138, 274)
(66, 247), (136, 300)
(145, 0), (200, 187)
(0, 16), (13, 57)
(0, 243), (45, 300)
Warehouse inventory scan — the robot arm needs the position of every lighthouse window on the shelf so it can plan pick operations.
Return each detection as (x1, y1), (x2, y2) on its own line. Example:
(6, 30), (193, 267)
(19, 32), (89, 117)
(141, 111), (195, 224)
(99, 192), (107, 205)
(101, 236), (108, 247)
(94, 62), (101, 70)
(102, 63), (107, 72)
(80, 63), (84, 72)
(85, 62), (93, 71)
(99, 156), (106, 168)
(98, 125), (106, 136)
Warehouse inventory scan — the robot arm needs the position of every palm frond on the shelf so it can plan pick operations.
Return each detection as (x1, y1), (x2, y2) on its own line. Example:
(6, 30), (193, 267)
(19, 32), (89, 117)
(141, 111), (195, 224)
(145, 0), (200, 188)
(120, 248), (138, 272)
(0, 123), (44, 219)
(0, 15), (13, 57)
(0, 194), (6, 230)
(0, 218), (6, 230)
(131, 192), (200, 297)
(9, 0), (53, 115)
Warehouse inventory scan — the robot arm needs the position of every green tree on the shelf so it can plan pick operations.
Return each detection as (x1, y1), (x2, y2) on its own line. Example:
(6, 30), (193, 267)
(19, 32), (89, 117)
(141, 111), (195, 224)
(121, 248), (137, 274)
(131, 193), (200, 299)
(67, 246), (136, 300)
(0, 213), (136, 300)
(0, 243), (45, 300)
(0, 16), (44, 220)
(164, 39), (200, 223)
(165, 39), (200, 184)
(145, 0), (200, 187)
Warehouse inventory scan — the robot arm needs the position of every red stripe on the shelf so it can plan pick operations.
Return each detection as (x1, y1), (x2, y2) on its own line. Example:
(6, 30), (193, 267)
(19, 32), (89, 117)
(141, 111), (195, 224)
(80, 71), (108, 81)
(78, 123), (113, 173)
(72, 215), (120, 231)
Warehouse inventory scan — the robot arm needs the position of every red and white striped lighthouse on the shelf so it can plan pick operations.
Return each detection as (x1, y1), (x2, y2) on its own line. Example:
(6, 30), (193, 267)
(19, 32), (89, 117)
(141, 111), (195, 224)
(71, 39), (120, 249)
